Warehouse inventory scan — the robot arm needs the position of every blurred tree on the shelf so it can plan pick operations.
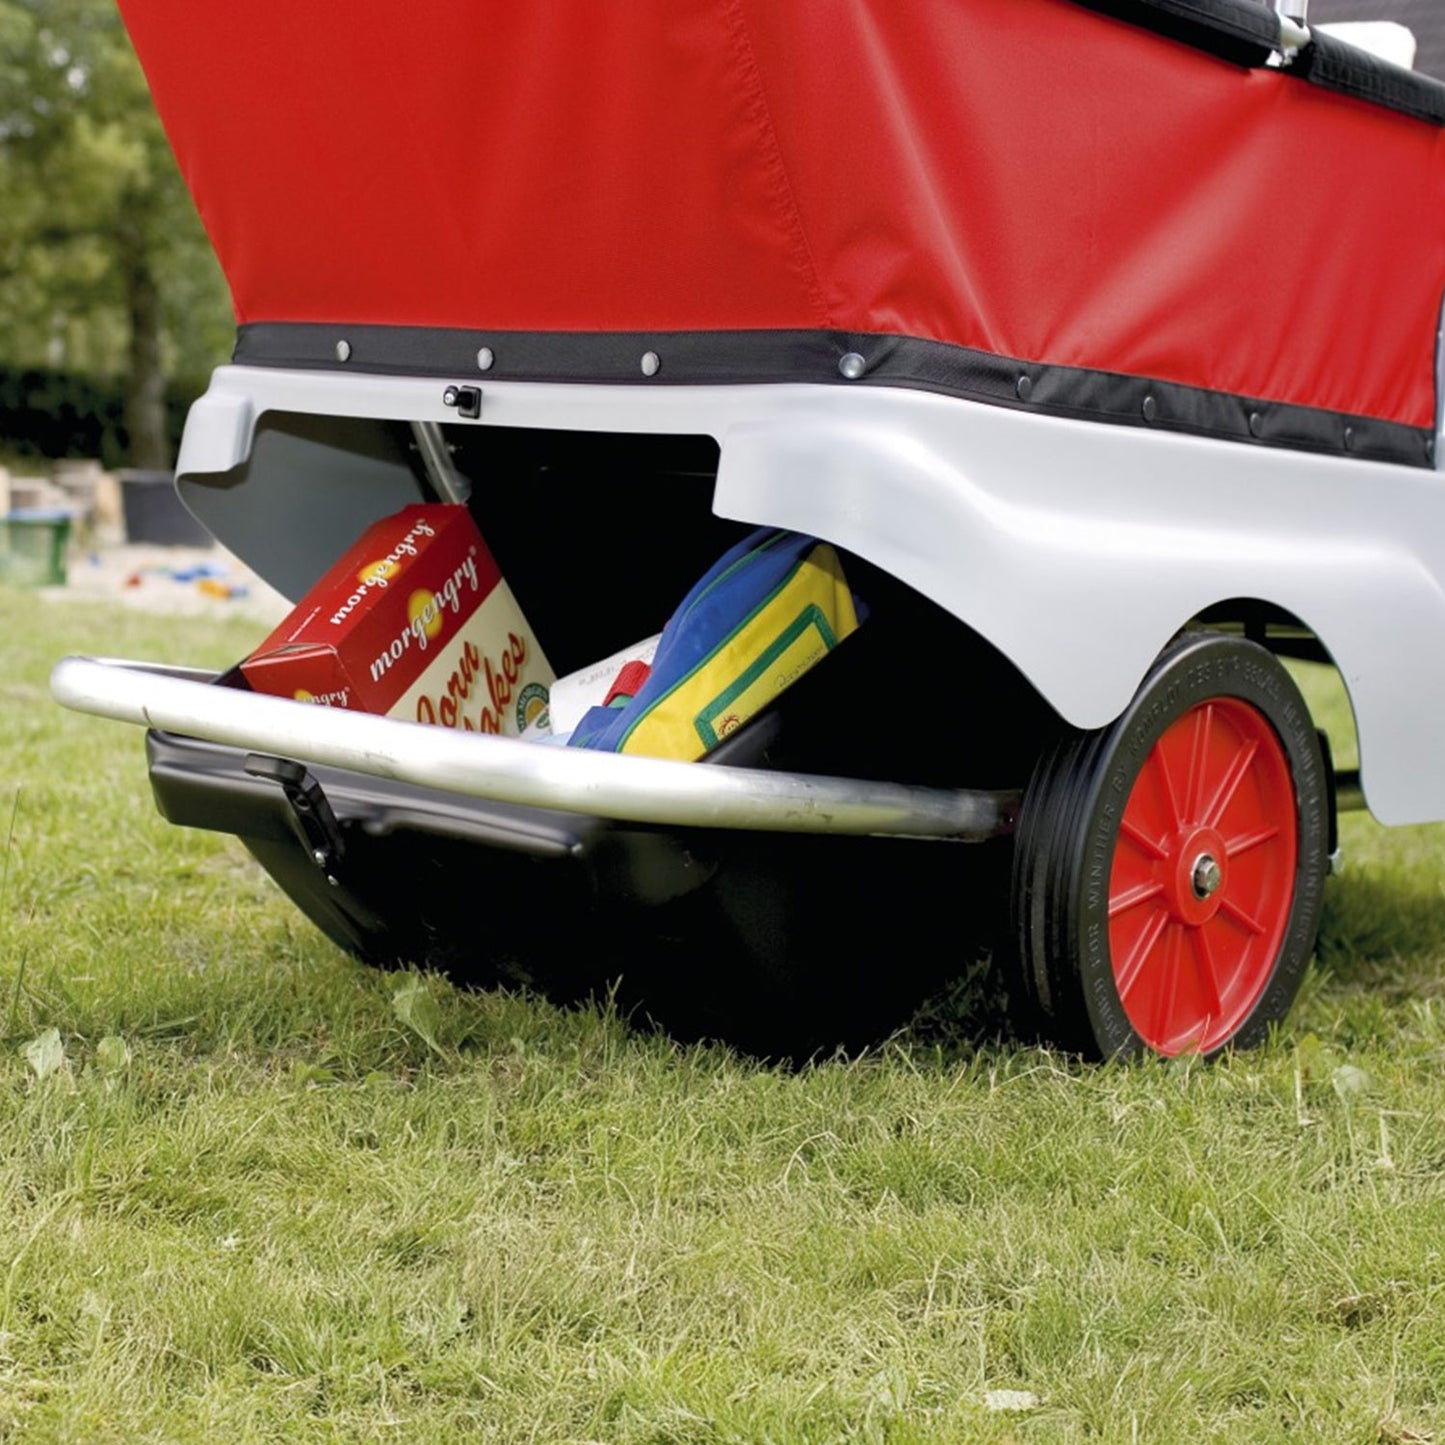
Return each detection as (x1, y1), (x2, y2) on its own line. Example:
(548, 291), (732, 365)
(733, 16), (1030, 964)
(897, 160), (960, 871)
(0, 0), (231, 466)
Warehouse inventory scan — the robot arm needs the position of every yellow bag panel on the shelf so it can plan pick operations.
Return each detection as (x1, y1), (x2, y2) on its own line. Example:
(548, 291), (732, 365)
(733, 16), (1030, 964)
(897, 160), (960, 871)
(618, 543), (860, 761)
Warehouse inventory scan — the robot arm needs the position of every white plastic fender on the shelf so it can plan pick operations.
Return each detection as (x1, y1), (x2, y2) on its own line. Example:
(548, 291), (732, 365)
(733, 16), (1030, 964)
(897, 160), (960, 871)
(174, 368), (1445, 826)
(713, 402), (1445, 828)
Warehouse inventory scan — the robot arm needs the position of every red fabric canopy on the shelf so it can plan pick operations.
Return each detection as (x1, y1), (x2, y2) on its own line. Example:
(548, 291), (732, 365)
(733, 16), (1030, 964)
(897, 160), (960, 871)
(121, 0), (1445, 429)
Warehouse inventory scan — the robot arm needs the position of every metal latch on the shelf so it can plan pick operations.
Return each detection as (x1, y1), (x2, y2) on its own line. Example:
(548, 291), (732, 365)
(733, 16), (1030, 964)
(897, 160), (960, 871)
(442, 384), (481, 419)
(244, 754), (347, 877)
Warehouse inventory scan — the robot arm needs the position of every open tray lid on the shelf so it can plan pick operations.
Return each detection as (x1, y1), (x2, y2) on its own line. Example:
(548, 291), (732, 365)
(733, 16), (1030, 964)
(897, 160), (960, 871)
(121, 0), (1445, 463)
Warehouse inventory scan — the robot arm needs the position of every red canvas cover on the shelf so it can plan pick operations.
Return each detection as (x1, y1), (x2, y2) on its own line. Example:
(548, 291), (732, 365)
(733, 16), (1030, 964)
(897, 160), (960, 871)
(120, 0), (1445, 433)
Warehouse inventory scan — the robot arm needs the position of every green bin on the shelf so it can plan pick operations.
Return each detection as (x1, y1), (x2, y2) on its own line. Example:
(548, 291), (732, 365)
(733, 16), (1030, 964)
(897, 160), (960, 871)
(0, 511), (72, 587)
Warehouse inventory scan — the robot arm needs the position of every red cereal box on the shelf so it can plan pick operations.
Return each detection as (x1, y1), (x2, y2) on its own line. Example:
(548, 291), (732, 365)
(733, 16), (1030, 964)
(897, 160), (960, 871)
(240, 503), (553, 736)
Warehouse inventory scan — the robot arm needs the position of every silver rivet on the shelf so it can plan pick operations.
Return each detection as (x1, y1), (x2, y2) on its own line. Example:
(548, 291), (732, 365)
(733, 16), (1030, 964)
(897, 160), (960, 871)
(838, 352), (866, 380)
(477, 347), (494, 372)
(1142, 395), (1157, 423)
(312, 849), (328, 867)
(1249, 411), (1264, 438)
(1343, 425), (1355, 451)
(1191, 854), (1222, 900)
(1015, 374), (1032, 401)
(335, 340), (351, 362)
(641, 351), (661, 377)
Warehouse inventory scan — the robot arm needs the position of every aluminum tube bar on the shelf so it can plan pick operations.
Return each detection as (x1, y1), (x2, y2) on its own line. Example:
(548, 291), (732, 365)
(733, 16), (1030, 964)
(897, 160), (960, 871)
(408, 420), (471, 503)
(52, 656), (1017, 841)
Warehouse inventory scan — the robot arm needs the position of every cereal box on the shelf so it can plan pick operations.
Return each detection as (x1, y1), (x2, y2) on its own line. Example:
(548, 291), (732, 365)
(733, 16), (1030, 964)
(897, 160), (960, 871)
(240, 503), (552, 736)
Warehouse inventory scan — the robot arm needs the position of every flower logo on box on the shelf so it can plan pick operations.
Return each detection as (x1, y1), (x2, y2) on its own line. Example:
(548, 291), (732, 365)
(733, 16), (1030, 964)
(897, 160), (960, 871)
(408, 589), (445, 644)
(359, 559), (399, 587)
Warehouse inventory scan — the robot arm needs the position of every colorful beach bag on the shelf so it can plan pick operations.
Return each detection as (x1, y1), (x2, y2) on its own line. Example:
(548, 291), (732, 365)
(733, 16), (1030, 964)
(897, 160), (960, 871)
(567, 528), (863, 761)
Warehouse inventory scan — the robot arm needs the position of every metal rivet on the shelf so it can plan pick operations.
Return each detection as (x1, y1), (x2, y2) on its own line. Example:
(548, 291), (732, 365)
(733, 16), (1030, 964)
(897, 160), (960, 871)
(477, 347), (494, 372)
(838, 352), (866, 380)
(641, 351), (661, 377)
(1141, 395), (1157, 423)
(1343, 426), (1355, 452)
(1249, 411), (1264, 438)
(335, 340), (351, 362)
(1015, 374), (1032, 401)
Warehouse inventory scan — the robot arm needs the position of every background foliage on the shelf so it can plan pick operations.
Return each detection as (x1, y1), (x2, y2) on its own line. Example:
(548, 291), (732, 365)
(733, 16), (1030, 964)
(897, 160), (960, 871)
(0, 0), (231, 467)
(0, 363), (188, 466)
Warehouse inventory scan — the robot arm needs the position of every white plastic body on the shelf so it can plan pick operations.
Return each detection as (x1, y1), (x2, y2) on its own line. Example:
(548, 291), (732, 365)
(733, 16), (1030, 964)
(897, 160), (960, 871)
(173, 364), (1445, 826)
(1313, 21), (1417, 70)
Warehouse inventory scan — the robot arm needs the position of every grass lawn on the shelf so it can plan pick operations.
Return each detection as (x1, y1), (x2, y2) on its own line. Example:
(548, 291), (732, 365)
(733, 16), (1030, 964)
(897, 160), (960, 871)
(1, 584), (1443, 1443)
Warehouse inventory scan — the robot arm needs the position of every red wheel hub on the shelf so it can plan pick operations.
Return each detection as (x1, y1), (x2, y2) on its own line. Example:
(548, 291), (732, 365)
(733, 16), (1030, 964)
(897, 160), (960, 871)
(1107, 698), (1298, 1055)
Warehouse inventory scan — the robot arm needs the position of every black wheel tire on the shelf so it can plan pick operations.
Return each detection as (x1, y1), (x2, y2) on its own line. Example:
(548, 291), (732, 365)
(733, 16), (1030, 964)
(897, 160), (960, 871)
(1011, 632), (1330, 1059)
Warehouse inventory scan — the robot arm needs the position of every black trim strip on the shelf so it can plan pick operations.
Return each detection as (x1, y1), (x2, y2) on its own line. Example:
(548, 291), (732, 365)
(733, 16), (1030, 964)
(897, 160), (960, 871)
(1067, 0), (1445, 127)
(233, 323), (1435, 470)
(1067, 0), (1279, 69)
(1294, 32), (1445, 127)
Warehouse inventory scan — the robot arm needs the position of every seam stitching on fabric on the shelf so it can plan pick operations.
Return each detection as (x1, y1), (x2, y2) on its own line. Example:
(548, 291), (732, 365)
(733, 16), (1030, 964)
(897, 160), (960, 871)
(719, 0), (833, 331)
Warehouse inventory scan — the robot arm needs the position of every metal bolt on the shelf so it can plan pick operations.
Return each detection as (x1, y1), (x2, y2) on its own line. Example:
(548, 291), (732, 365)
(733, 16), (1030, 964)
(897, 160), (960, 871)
(641, 351), (661, 377)
(477, 347), (495, 372)
(1191, 854), (1222, 900)
(1141, 395), (1157, 423)
(1249, 411), (1264, 438)
(838, 352), (866, 380)
(1343, 425), (1355, 451)
(312, 849), (328, 867)
(1015, 374), (1032, 401)
(335, 339), (352, 362)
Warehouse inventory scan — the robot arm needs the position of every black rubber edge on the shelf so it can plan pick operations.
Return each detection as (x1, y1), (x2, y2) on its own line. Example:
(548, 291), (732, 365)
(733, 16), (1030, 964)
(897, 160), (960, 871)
(1067, 0), (1279, 68)
(1292, 31), (1445, 126)
(234, 322), (1435, 469)
(1067, 0), (1445, 127)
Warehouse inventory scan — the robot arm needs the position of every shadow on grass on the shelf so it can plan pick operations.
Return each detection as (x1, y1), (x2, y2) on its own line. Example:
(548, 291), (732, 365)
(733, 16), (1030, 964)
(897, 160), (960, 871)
(61, 852), (1436, 1074)
(553, 838), (1445, 1062)
(461, 835), (1024, 1064)
(1316, 866), (1445, 989)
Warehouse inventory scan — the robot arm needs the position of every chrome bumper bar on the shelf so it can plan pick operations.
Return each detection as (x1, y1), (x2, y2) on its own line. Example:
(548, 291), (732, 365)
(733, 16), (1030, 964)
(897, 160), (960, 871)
(51, 656), (1018, 842)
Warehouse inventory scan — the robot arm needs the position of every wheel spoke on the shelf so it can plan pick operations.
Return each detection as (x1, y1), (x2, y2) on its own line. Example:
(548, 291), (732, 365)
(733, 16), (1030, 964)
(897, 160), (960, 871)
(1108, 879), (1166, 918)
(1150, 923), (1185, 1048)
(1220, 895), (1267, 937)
(1120, 814), (1168, 859)
(1192, 925), (1223, 1019)
(1151, 742), (1183, 832)
(1114, 907), (1170, 1002)
(1223, 824), (1280, 858)
(1185, 703), (1213, 822)
(1204, 737), (1260, 830)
